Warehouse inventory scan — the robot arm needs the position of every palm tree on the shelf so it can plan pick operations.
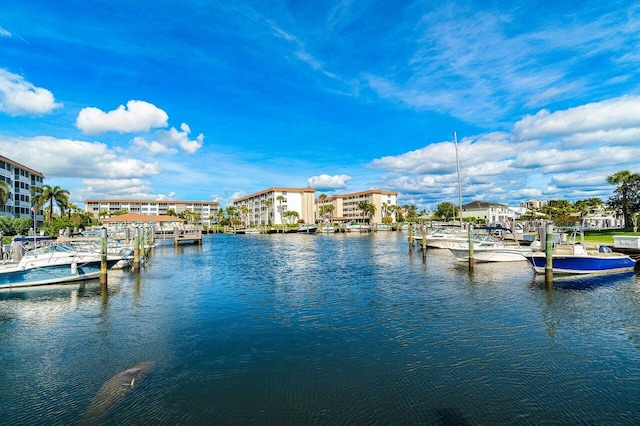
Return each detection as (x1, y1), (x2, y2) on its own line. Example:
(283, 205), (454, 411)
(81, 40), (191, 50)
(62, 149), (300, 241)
(225, 205), (238, 228)
(284, 210), (299, 225)
(319, 204), (334, 222)
(239, 205), (249, 227)
(356, 201), (369, 224)
(363, 202), (377, 224)
(607, 170), (640, 227)
(30, 184), (69, 222)
(66, 202), (80, 219)
(276, 195), (285, 231)
(0, 180), (10, 210)
(264, 199), (273, 226)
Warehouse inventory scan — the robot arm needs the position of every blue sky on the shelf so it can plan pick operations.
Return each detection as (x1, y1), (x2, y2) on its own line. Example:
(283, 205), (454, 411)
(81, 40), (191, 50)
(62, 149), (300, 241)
(1, 1), (639, 211)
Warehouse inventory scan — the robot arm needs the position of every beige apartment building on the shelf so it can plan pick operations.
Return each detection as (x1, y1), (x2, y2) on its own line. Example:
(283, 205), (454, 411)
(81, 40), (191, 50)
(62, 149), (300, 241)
(315, 189), (398, 224)
(233, 187), (316, 226)
(85, 199), (220, 226)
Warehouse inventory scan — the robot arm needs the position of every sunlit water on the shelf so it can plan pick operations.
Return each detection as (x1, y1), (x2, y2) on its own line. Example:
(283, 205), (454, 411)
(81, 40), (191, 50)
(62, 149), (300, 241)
(1, 232), (640, 425)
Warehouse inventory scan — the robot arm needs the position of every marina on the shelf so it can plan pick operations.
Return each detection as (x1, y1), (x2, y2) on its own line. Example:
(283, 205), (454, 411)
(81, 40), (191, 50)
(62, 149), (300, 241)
(2, 232), (640, 424)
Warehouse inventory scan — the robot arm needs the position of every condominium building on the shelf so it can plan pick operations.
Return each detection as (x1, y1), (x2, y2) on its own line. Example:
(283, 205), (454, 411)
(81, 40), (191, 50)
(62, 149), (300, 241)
(315, 190), (399, 224)
(233, 187), (316, 226)
(84, 199), (220, 226)
(520, 199), (548, 210)
(0, 155), (45, 221)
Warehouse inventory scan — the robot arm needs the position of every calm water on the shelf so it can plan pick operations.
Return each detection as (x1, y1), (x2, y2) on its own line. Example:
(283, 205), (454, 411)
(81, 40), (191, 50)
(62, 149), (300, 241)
(1, 232), (640, 425)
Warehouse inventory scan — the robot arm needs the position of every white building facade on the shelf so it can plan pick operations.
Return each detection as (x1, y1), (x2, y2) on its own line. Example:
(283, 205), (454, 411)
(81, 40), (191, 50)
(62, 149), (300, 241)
(84, 199), (220, 226)
(0, 155), (45, 221)
(461, 200), (516, 224)
(233, 187), (316, 226)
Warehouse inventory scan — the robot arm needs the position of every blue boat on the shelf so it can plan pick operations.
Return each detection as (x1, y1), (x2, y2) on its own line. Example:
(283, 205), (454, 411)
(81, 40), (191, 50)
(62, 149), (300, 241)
(526, 249), (637, 275)
(526, 228), (637, 275)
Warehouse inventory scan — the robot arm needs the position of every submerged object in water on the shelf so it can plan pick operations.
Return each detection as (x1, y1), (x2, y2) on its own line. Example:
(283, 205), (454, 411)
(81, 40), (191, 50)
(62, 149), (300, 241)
(83, 361), (155, 423)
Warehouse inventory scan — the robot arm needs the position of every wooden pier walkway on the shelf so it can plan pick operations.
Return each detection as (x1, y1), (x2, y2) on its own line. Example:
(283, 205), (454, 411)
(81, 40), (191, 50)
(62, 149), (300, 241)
(154, 227), (202, 245)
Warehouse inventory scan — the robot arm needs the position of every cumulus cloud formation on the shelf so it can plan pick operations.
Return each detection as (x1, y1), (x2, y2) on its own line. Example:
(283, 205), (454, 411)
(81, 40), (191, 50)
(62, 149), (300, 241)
(0, 135), (161, 179)
(513, 95), (640, 142)
(0, 69), (62, 116)
(134, 122), (204, 155)
(76, 100), (169, 134)
(367, 96), (640, 206)
(307, 174), (351, 190)
(76, 178), (156, 199)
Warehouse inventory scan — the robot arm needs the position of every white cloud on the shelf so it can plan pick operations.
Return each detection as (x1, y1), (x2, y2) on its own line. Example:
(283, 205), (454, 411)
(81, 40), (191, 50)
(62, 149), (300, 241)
(230, 191), (246, 201)
(134, 122), (204, 155)
(367, 96), (640, 205)
(75, 178), (156, 200)
(0, 69), (62, 116)
(0, 27), (11, 37)
(76, 100), (169, 134)
(0, 135), (161, 179)
(132, 136), (178, 155)
(307, 174), (351, 190)
(513, 95), (640, 141)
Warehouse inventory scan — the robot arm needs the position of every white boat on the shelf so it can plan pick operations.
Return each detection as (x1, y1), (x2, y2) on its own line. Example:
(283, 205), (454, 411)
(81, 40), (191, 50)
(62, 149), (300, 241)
(344, 222), (371, 233)
(317, 225), (336, 234)
(448, 244), (533, 262)
(412, 228), (469, 249)
(297, 224), (317, 234)
(0, 242), (130, 289)
(0, 242), (131, 275)
(0, 263), (104, 289)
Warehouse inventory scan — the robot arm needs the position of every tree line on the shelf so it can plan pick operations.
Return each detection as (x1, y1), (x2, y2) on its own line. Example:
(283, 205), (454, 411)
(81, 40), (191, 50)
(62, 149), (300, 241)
(0, 169), (638, 236)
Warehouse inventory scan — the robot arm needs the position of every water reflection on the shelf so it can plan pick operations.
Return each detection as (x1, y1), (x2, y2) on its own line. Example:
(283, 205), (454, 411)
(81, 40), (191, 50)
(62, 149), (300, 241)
(2, 233), (640, 424)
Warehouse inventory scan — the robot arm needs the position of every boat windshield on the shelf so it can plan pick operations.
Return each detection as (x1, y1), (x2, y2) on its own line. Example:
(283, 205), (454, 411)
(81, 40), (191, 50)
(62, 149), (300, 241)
(25, 244), (75, 256)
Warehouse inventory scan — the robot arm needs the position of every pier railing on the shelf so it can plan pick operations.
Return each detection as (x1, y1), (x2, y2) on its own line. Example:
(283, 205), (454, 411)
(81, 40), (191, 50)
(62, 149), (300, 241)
(153, 226), (202, 245)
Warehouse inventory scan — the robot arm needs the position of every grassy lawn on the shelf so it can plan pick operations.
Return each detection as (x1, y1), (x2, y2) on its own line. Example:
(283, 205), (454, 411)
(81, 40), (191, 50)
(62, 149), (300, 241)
(583, 228), (640, 244)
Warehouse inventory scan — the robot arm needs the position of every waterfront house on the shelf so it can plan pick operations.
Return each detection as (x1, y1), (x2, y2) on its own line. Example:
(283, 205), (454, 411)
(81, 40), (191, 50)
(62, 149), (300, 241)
(460, 200), (516, 224)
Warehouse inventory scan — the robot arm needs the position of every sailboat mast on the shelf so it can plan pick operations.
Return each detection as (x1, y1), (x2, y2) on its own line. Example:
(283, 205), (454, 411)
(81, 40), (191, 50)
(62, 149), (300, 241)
(453, 131), (462, 228)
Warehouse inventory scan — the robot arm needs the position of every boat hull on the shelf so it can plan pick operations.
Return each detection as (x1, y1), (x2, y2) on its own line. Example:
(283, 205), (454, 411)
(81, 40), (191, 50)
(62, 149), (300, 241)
(526, 253), (636, 275)
(0, 261), (117, 289)
(449, 247), (530, 262)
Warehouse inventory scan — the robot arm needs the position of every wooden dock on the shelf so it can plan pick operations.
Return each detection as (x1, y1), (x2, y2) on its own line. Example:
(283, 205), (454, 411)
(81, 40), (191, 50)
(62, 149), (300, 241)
(154, 227), (202, 245)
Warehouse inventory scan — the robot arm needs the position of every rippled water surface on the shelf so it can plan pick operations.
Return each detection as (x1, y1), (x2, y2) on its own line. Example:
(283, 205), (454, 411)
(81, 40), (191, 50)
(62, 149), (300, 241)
(2, 232), (640, 424)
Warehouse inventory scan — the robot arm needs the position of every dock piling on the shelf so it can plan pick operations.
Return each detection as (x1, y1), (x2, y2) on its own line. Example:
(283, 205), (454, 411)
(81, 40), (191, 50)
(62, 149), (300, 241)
(408, 224), (414, 250)
(468, 224), (474, 270)
(133, 227), (140, 271)
(100, 227), (108, 290)
(545, 224), (554, 288)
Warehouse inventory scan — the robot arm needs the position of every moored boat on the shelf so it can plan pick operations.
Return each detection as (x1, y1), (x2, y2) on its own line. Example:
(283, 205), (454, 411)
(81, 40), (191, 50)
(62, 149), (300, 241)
(297, 224), (317, 234)
(448, 245), (532, 262)
(0, 262), (110, 289)
(525, 228), (637, 275)
(526, 244), (636, 274)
